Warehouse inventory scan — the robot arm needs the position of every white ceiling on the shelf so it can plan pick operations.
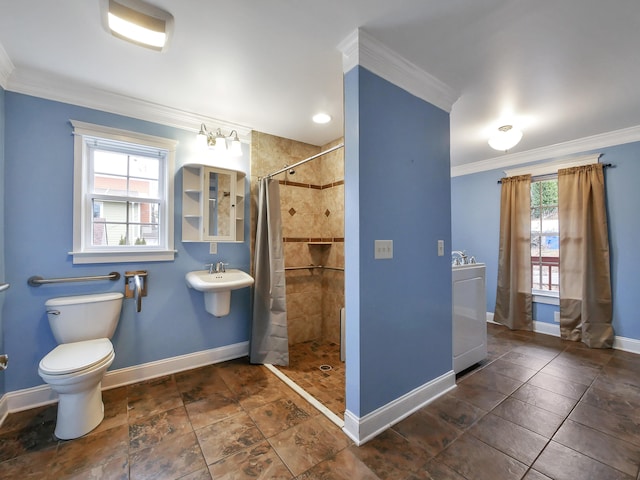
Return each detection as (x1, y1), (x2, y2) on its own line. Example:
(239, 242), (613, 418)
(1, 1), (640, 168)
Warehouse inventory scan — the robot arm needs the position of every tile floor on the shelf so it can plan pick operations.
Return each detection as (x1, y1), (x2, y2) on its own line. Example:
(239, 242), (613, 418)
(1, 323), (640, 479)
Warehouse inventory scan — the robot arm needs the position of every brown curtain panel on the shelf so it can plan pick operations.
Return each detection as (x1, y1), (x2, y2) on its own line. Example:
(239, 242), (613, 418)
(558, 163), (613, 348)
(495, 174), (533, 330)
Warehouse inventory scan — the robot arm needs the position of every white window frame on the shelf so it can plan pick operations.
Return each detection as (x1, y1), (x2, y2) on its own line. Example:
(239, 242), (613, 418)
(504, 153), (601, 305)
(70, 120), (177, 264)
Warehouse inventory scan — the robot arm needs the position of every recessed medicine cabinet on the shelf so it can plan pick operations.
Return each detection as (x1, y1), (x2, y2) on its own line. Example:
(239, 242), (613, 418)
(182, 164), (245, 242)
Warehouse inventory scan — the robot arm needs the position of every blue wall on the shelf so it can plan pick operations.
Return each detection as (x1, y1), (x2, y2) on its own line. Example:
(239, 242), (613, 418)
(3, 92), (252, 392)
(451, 142), (640, 340)
(345, 67), (452, 417)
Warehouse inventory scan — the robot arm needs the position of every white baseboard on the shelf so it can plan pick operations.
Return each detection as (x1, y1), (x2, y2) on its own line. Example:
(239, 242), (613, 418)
(487, 311), (640, 354)
(343, 370), (455, 446)
(0, 341), (249, 426)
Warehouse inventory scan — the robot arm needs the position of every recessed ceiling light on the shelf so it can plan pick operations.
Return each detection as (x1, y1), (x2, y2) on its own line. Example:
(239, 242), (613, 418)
(312, 113), (331, 124)
(101, 0), (174, 52)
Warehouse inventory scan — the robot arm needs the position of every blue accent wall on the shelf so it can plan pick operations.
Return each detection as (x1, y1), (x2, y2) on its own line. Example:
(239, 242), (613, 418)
(451, 142), (640, 340)
(3, 92), (251, 392)
(345, 67), (452, 417)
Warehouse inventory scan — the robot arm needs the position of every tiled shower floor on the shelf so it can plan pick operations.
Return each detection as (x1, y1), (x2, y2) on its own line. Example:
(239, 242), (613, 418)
(275, 340), (345, 419)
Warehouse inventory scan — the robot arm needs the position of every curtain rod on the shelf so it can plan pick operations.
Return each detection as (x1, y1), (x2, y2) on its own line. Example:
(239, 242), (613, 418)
(497, 163), (613, 184)
(260, 143), (344, 180)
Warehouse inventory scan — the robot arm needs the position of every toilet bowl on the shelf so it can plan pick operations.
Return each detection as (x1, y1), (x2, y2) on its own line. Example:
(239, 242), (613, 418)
(39, 338), (114, 439)
(38, 292), (123, 440)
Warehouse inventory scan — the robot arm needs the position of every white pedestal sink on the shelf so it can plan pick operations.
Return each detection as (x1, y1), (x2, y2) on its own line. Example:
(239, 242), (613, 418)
(185, 269), (254, 317)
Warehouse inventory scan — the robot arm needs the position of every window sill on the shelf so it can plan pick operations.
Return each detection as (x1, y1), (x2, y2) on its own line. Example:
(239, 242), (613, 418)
(70, 249), (176, 265)
(533, 290), (559, 306)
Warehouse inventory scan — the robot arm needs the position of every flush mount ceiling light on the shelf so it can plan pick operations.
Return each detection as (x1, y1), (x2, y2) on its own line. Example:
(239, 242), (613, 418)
(312, 113), (332, 124)
(196, 124), (243, 157)
(101, 0), (174, 51)
(488, 125), (523, 152)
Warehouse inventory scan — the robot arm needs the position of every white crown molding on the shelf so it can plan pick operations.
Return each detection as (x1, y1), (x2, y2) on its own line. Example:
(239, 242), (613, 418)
(338, 29), (459, 113)
(452, 125), (640, 177)
(0, 42), (15, 89)
(5, 66), (252, 142)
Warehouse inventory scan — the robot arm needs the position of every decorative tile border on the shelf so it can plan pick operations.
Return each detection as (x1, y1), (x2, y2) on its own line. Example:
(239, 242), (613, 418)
(279, 179), (344, 190)
(283, 237), (344, 243)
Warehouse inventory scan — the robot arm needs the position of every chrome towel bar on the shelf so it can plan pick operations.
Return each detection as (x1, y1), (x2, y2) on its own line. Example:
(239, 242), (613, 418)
(284, 265), (344, 272)
(28, 272), (121, 287)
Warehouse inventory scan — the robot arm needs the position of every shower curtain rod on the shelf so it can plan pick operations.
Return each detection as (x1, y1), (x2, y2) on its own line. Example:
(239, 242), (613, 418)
(261, 143), (344, 180)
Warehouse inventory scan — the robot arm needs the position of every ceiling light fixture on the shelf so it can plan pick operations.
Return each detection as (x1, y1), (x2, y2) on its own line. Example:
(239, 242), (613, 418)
(312, 113), (332, 124)
(488, 125), (523, 152)
(101, 0), (174, 51)
(196, 124), (243, 157)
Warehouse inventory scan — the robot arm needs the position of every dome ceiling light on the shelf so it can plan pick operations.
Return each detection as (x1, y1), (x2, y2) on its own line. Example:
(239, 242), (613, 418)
(488, 125), (523, 152)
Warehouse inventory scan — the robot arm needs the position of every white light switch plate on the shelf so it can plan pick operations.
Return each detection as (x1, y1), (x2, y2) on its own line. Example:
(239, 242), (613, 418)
(209, 242), (218, 254)
(375, 240), (393, 259)
(438, 240), (444, 256)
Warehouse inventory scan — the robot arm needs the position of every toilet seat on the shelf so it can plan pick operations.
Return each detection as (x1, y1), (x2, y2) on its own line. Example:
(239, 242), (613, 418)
(39, 338), (113, 375)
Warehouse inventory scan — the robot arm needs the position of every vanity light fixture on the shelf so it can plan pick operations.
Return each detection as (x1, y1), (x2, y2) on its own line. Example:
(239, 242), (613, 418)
(488, 125), (523, 152)
(196, 124), (243, 157)
(101, 0), (174, 51)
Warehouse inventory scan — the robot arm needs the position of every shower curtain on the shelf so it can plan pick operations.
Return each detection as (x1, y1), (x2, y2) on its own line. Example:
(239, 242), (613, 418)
(250, 177), (289, 365)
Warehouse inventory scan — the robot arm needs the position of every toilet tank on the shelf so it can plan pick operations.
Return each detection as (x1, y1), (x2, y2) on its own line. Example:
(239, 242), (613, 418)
(45, 292), (124, 344)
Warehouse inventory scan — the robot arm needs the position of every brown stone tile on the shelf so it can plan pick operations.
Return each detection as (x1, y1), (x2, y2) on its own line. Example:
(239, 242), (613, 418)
(569, 402), (640, 447)
(512, 344), (562, 362)
(539, 360), (600, 386)
(296, 447), (378, 480)
(522, 470), (553, 479)
(129, 431), (207, 480)
(436, 432), (528, 480)
(527, 371), (589, 400)
(129, 406), (193, 452)
(181, 468), (213, 480)
(392, 409), (463, 457)
(468, 413), (548, 465)
(175, 364), (234, 404)
(426, 394), (487, 430)
(51, 424), (129, 478)
(501, 350), (551, 370)
(184, 389), (244, 430)
(62, 455), (129, 480)
(195, 411), (265, 465)
(491, 397), (564, 438)
(407, 457), (468, 480)
(269, 415), (350, 476)
(0, 447), (57, 479)
(248, 397), (313, 438)
(348, 428), (431, 479)
(553, 419), (640, 477)
(581, 385), (640, 418)
(484, 358), (539, 382)
(208, 441), (292, 479)
(460, 368), (523, 396)
(450, 382), (507, 411)
(0, 404), (57, 434)
(591, 372), (640, 401)
(0, 411), (58, 462)
(533, 441), (633, 480)
(127, 375), (184, 422)
(511, 383), (578, 417)
(600, 364), (640, 390)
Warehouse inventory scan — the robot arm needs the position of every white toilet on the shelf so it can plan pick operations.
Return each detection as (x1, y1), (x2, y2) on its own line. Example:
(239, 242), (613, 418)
(38, 292), (123, 440)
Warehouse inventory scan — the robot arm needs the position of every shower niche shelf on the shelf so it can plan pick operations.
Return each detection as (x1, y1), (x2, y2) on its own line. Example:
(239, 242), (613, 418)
(182, 164), (245, 243)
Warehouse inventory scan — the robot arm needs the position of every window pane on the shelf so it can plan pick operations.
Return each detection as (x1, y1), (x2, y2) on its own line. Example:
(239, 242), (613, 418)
(129, 177), (159, 198)
(94, 150), (128, 176)
(129, 155), (160, 180)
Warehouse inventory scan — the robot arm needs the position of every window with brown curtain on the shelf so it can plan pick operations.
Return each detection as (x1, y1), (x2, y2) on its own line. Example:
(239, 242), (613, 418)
(558, 163), (613, 348)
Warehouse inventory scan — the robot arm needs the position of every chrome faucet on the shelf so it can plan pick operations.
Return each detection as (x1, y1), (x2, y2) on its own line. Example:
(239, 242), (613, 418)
(452, 250), (468, 266)
(205, 262), (227, 273)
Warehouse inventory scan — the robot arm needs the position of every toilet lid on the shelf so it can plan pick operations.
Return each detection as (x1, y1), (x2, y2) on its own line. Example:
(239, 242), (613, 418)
(39, 338), (113, 375)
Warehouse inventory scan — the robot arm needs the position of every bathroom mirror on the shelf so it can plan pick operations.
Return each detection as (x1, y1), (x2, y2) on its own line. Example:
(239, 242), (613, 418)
(182, 164), (245, 243)
(206, 170), (233, 239)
